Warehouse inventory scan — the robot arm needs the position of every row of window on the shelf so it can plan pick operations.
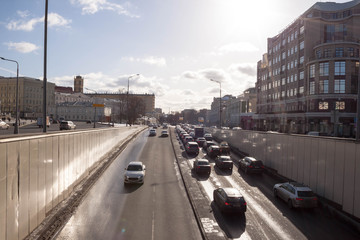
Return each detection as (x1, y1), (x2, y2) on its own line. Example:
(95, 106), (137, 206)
(316, 47), (359, 59)
(269, 41), (304, 67)
(309, 61), (345, 78)
(269, 25), (304, 54)
(261, 78), (345, 101)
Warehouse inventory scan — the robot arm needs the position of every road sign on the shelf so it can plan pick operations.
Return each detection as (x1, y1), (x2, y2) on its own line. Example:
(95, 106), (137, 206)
(92, 104), (104, 107)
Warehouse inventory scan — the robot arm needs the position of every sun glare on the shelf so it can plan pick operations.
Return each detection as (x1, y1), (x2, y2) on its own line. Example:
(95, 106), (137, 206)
(213, 0), (275, 37)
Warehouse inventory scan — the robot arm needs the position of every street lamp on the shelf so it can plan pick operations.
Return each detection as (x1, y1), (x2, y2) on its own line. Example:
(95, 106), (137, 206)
(0, 57), (19, 134)
(127, 74), (139, 126)
(210, 79), (222, 128)
(85, 88), (97, 128)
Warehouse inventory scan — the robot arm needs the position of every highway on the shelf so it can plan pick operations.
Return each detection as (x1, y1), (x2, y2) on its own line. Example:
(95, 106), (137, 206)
(55, 127), (202, 240)
(49, 126), (360, 240)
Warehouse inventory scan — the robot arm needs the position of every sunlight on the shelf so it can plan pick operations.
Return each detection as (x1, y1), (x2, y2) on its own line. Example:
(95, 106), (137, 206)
(213, 0), (273, 37)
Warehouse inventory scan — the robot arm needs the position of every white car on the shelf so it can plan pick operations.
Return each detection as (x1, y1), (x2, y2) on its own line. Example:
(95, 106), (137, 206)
(124, 162), (146, 184)
(0, 120), (9, 130)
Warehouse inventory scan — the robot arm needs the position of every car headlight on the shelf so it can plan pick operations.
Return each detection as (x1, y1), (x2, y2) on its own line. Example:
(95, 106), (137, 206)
(139, 175), (144, 179)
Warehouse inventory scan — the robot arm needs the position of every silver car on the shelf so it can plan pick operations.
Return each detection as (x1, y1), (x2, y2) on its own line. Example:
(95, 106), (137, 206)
(124, 161), (146, 184)
(273, 182), (318, 208)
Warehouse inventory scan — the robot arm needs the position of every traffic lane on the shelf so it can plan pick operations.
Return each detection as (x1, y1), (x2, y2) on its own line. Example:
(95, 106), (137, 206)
(129, 129), (201, 240)
(56, 128), (202, 240)
(198, 147), (360, 239)
(56, 129), (149, 240)
(191, 153), (287, 239)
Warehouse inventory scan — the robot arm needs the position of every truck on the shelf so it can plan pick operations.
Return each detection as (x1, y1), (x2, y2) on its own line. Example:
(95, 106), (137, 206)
(37, 116), (50, 128)
(194, 127), (204, 140)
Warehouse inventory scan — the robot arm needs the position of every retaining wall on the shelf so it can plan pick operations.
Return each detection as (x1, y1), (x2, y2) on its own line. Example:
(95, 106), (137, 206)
(0, 126), (145, 240)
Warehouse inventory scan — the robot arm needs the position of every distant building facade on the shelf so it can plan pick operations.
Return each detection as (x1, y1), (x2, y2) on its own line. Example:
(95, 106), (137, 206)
(0, 77), (55, 118)
(85, 92), (155, 115)
(256, 0), (360, 137)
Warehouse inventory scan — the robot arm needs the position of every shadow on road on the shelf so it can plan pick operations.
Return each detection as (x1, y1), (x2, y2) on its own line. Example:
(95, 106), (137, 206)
(121, 183), (142, 193)
(210, 201), (246, 239)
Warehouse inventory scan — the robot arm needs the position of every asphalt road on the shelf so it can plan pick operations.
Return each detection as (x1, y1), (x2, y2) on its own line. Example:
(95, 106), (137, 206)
(0, 121), (110, 138)
(55, 128), (202, 240)
(171, 127), (360, 240)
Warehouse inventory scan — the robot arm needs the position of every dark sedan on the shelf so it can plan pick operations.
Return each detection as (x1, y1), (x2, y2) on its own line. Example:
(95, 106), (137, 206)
(213, 188), (247, 214)
(215, 155), (233, 171)
(193, 158), (211, 176)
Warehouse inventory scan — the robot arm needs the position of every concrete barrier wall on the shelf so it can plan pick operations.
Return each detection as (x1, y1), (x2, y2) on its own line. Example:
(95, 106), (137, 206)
(0, 126), (144, 240)
(209, 128), (360, 219)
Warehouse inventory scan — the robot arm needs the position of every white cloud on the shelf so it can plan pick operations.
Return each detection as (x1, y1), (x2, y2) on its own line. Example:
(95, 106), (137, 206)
(48, 13), (72, 28)
(122, 56), (167, 67)
(228, 63), (257, 76)
(6, 12), (71, 31)
(70, 0), (139, 18)
(4, 41), (39, 53)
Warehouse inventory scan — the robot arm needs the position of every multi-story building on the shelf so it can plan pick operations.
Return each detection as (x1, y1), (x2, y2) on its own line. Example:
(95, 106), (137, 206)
(256, 0), (360, 137)
(0, 77), (55, 118)
(209, 95), (236, 127)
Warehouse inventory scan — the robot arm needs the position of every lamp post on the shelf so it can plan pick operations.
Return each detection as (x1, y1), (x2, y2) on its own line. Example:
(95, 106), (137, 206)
(43, 0), (48, 133)
(210, 79), (222, 128)
(85, 88), (97, 128)
(127, 74), (139, 126)
(0, 57), (19, 134)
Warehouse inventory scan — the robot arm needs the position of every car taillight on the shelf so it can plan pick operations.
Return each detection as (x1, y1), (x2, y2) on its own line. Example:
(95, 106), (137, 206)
(296, 198), (303, 201)
(225, 202), (230, 206)
(248, 165), (253, 168)
(261, 166), (265, 168)
(243, 202), (247, 206)
(313, 197), (317, 201)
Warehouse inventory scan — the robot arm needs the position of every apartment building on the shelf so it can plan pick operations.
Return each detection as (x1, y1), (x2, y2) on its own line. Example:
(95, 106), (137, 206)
(256, 0), (360, 137)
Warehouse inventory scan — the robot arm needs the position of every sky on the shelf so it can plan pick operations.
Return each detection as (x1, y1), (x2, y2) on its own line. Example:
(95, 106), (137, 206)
(0, 0), (351, 113)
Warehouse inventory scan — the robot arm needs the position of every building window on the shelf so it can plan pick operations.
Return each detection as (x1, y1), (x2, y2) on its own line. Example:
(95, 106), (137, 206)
(309, 81), (315, 95)
(309, 64), (315, 78)
(282, 78), (285, 85)
(325, 24), (347, 43)
(335, 47), (344, 57)
(319, 80), (329, 94)
(300, 26), (304, 34)
(348, 47), (354, 57)
(319, 62), (329, 76)
(316, 50), (322, 58)
(335, 101), (345, 110)
(334, 61), (345, 75)
(324, 49), (331, 58)
(300, 41), (304, 50)
(319, 102), (329, 110)
(334, 79), (345, 93)
(300, 56), (304, 64)
(300, 71), (304, 80)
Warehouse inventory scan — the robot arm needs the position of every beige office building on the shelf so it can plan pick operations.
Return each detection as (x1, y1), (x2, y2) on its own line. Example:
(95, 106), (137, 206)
(256, 0), (360, 137)
(0, 77), (55, 118)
